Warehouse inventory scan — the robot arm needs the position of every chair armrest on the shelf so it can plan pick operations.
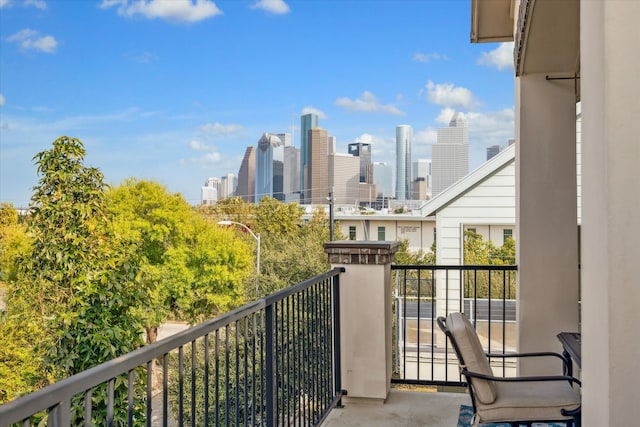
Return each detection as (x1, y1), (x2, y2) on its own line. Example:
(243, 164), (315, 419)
(462, 368), (582, 387)
(486, 351), (571, 375)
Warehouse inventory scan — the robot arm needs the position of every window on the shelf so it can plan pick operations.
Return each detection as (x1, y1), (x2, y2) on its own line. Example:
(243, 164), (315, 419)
(349, 226), (356, 240)
(377, 226), (385, 241)
(503, 228), (513, 242)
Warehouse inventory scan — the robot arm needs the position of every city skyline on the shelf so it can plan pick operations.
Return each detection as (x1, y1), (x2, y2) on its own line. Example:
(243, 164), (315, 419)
(0, 0), (515, 206)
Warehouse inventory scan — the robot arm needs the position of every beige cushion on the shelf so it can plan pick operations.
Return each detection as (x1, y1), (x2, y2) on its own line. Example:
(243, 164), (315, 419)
(446, 312), (497, 404)
(476, 380), (581, 423)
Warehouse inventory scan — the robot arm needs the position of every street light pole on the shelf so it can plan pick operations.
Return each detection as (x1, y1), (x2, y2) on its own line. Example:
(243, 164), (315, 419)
(217, 220), (261, 295)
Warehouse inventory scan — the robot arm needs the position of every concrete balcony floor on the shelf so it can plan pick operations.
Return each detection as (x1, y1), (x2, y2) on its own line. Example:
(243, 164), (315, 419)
(323, 388), (470, 427)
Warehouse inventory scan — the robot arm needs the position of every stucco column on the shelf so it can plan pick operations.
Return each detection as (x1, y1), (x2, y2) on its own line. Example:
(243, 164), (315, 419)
(515, 74), (579, 375)
(324, 241), (400, 402)
(581, 2), (640, 426)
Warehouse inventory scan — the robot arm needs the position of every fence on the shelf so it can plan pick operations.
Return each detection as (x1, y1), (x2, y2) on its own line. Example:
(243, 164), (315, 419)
(391, 265), (518, 387)
(0, 268), (345, 427)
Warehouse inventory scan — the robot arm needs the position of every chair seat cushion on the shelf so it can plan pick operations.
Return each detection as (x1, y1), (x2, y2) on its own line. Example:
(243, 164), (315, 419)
(476, 380), (581, 423)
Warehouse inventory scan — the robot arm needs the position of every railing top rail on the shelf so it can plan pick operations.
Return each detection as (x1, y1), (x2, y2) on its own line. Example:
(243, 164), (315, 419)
(392, 264), (518, 271)
(0, 267), (345, 425)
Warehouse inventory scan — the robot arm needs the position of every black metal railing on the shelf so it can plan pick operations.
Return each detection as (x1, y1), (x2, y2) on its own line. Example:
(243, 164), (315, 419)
(0, 268), (345, 427)
(391, 265), (518, 387)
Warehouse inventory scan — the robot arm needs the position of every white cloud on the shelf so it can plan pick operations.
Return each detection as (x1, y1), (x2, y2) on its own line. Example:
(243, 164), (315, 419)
(335, 91), (404, 116)
(251, 0), (290, 14)
(0, 0), (47, 9)
(182, 141), (222, 166)
(422, 81), (480, 109)
(414, 127), (437, 145)
(200, 122), (242, 136)
(412, 51), (448, 63)
(301, 106), (327, 120)
(478, 42), (514, 71)
(135, 51), (157, 63)
(100, 0), (222, 23)
(6, 28), (58, 53)
(0, 94), (5, 107)
(189, 140), (212, 151)
(25, 0), (46, 9)
(435, 107), (458, 124)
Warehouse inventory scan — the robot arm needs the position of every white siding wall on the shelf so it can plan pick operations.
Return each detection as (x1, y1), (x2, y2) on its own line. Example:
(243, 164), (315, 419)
(337, 218), (435, 253)
(435, 160), (516, 266)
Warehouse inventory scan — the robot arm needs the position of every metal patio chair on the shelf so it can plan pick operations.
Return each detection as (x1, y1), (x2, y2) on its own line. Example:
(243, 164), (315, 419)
(437, 312), (581, 427)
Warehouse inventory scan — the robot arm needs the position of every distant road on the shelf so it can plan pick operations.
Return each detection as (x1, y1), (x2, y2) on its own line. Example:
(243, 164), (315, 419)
(398, 299), (516, 322)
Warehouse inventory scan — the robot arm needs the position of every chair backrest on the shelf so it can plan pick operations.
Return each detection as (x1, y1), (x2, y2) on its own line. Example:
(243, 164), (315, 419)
(439, 312), (497, 404)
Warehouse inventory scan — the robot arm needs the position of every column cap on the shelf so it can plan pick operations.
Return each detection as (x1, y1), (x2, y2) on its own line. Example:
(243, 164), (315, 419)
(323, 240), (400, 265)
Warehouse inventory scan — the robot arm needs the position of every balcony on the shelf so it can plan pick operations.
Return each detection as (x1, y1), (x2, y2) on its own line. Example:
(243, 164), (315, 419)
(0, 241), (521, 427)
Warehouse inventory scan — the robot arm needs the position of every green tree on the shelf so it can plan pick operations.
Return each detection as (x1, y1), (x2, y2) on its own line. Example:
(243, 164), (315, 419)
(162, 217), (253, 324)
(258, 207), (336, 295)
(8, 136), (147, 423)
(0, 202), (40, 404)
(107, 180), (254, 339)
(107, 179), (194, 343)
(463, 230), (516, 299)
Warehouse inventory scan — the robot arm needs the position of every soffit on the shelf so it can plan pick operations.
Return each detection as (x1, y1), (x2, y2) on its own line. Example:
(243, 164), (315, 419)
(471, 0), (515, 43)
(515, 0), (580, 76)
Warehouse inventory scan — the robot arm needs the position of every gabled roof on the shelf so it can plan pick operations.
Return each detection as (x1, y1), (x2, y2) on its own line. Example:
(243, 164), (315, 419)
(419, 144), (515, 217)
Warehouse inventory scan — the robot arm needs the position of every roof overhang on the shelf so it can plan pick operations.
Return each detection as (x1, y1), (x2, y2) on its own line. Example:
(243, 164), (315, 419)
(471, 0), (515, 43)
(514, 0), (580, 76)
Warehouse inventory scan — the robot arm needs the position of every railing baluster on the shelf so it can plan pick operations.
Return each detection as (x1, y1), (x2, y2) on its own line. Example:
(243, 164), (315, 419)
(265, 303), (275, 427)
(84, 388), (92, 427)
(107, 378), (114, 427)
(178, 346), (184, 427)
(127, 370), (134, 427)
(163, 354), (168, 427)
(191, 340), (197, 427)
(204, 334), (210, 427)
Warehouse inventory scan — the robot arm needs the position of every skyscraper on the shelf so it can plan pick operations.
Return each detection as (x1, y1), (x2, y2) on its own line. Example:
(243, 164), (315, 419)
(373, 162), (394, 199)
(395, 125), (413, 200)
(283, 145), (300, 202)
(348, 142), (373, 183)
(329, 153), (360, 205)
(487, 145), (503, 160)
(255, 133), (284, 202)
(413, 159), (432, 199)
(308, 128), (329, 204)
(300, 113), (318, 203)
(432, 112), (468, 196)
(236, 146), (256, 202)
(220, 173), (237, 199)
(201, 177), (221, 206)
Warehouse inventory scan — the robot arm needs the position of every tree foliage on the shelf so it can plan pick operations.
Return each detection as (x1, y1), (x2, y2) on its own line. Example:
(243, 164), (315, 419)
(107, 180), (253, 336)
(463, 230), (516, 299)
(3, 137), (148, 422)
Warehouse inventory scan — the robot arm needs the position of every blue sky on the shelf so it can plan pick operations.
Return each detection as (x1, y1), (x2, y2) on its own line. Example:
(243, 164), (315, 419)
(0, 0), (515, 206)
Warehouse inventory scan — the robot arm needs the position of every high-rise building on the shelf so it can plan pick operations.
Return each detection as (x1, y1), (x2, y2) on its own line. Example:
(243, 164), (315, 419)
(255, 133), (284, 202)
(308, 128), (329, 204)
(300, 113), (318, 203)
(487, 145), (503, 160)
(348, 142), (373, 183)
(413, 159), (432, 197)
(373, 162), (394, 198)
(236, 146), (256, 202)
(276, 133), (292, 147)
(283, 145), (300, 202)
(396, 125), (413, 200)
(201, 177), (221, 206)
(328, 136), (336, 155)
(220, 173), (237, 199)
(329, 153), (360, 205)
(432, 112), (468, 196)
